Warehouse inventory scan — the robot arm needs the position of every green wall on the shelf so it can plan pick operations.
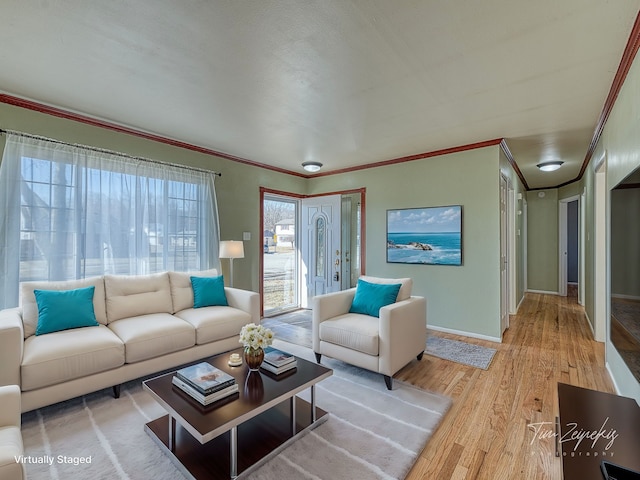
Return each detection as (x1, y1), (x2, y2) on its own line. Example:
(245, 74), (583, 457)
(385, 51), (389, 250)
(523, 180), (585, 297)
(308, 146), (505, 340)
(588, 42), (640, 401)
(526, 189), (559, 292)
(0, 103), (527, 341)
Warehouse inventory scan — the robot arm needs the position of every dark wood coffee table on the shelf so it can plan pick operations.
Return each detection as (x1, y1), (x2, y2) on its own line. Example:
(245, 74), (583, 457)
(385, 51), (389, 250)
(143, 347), (332, 479)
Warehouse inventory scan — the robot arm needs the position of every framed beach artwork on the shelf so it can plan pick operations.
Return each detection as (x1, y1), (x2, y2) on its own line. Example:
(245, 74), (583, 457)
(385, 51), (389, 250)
(386, 205), (463, 266)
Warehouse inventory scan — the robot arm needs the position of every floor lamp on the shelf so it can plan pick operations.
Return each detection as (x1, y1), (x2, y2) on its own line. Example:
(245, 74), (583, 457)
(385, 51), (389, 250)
(219, 240), (244, 287)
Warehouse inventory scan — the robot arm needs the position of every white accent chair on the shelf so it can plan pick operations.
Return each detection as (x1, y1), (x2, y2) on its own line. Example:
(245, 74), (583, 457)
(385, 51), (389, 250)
(312, 276), (427, 389)
(0, 385), (25, 480)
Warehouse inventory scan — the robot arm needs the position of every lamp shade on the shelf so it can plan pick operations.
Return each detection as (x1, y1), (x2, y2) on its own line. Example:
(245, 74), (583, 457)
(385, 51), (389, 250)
(219, 240), (244, 259)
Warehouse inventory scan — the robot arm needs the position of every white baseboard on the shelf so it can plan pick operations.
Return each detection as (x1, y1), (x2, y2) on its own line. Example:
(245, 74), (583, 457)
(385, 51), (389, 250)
(606, 362), (621, 395)
(427, 325), (502, 344)
(516, 295), (525, 311)
(526, 289), (559, 295)
(611, 293), (640, 301)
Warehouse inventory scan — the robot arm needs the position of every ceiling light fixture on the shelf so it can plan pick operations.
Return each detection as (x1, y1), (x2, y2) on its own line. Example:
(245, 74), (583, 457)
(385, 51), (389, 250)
(536, 161), (564, 172)
(302, 161), (323, 173)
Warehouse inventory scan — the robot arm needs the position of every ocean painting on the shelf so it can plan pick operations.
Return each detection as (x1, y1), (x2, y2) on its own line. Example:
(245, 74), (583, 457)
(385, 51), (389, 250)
(387, 205), (463, 265)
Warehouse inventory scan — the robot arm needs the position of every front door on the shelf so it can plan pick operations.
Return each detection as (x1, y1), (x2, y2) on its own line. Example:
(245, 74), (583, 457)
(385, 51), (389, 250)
(301, 195), (341, 307)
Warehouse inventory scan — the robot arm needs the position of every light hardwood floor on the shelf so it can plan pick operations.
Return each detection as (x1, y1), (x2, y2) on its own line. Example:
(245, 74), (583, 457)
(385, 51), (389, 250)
(398, 292), (615, 480)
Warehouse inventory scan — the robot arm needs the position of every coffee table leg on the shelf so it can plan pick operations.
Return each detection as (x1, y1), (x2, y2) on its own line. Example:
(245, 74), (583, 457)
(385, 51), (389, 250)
(168, 415), (176, 452)
(230, 426), (237, 478)
(290, 396), (296, 435)
(311, 385), (317, 422)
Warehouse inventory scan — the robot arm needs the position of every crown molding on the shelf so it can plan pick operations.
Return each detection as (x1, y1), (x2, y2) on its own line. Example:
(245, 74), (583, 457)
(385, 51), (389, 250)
(0, 93), (307, 178)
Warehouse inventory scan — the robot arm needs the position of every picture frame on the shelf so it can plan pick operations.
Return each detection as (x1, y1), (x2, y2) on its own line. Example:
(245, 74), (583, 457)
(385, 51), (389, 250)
(386, 205), (463, 265)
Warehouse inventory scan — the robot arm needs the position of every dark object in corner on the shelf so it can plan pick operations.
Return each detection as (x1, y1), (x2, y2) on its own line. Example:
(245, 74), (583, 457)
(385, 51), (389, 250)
(601, 461), (640, 480)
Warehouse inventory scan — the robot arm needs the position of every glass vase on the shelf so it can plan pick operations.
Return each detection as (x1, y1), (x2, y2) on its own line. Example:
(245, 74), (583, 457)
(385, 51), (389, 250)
(243, 346), (264, 371)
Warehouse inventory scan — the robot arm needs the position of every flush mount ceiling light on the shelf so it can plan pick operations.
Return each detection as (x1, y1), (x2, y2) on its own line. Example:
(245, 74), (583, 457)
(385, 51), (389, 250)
(536, 161), (564, 172)
(302, 161), (323, 173)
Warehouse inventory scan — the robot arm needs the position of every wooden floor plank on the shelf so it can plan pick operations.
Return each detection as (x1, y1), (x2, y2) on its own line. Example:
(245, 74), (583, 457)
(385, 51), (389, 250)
(398, 292), (614, 480)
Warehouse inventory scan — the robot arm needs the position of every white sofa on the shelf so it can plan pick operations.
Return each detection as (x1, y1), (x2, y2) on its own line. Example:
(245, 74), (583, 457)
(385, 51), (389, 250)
(312, 276), (427, 389)
(0, 270), (259, 412)
(0, 385), (25, 480)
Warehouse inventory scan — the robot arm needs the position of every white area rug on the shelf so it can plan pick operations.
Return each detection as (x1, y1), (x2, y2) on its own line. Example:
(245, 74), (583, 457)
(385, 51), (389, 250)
(426, 336), (497, 370)
(21, 340), (451, 479)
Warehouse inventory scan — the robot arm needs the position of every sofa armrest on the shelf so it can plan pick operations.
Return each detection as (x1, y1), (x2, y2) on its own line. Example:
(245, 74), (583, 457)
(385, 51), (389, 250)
(312, 288), (356, 352)
(0, 308), (23, 388)
(378, 296), (427, 376)
(224, 287), (260, 324)
(0, 385), (21, 427)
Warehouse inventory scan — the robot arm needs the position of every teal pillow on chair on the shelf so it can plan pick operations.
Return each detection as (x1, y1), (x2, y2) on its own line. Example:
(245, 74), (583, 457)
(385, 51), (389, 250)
(34, 286), (99, 336)
(349, 279), (402, 317)
(191, 275), (228, 308)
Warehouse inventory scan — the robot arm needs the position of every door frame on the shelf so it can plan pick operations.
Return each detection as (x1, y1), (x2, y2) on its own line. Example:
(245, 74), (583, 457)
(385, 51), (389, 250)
(500, 174), (510, 334)
(260, 189), (304, 317)
(508, 185), (517, 314)
(259, 187), (366, 317)
(594, 152), (607, 342)
(558, 194), (581, 298)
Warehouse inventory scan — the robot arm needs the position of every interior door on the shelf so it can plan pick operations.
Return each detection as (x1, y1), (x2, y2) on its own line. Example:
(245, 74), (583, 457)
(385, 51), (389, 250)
(301, 195), (341, 307)
(500, 175), (509, 334)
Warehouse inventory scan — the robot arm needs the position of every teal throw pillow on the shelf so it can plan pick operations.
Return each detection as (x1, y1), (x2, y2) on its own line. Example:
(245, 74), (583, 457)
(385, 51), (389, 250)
(34, 286), (99, 336)
(191, 275), (228, 308)
(349, 279), (402, 317)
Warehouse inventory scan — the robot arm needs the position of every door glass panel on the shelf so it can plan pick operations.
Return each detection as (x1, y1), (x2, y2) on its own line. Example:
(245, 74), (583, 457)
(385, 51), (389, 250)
(316, 217), (325, 277)
(263, 196), (298, 315)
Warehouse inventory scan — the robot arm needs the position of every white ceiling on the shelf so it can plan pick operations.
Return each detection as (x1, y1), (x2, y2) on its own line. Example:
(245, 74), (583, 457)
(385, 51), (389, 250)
(1, 1), (639, 189)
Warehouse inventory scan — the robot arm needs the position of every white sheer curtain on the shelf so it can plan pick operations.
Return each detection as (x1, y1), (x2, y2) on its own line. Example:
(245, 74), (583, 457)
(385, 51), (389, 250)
(0, 133), (220, 309)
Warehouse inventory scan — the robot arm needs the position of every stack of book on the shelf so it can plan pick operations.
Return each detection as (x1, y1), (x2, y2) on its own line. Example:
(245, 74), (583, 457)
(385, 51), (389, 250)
(172, 362), (238, 406)
(261, 347), (297, 374)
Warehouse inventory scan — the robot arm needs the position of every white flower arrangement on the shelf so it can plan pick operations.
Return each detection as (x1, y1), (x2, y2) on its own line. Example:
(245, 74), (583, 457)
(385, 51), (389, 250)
(239, 323), (274, 350)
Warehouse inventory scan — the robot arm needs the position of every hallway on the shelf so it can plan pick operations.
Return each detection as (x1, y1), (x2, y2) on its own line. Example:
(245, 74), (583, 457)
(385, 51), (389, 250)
(399, 292), (612, 479)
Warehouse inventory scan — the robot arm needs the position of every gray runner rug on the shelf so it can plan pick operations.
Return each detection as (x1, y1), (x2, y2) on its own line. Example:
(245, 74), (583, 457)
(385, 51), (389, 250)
(21, 339), (451, 480)
(426, 336), (497, 370)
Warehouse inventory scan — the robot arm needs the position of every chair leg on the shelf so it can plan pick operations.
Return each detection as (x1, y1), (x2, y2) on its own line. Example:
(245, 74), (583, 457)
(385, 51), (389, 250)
(417, 351), (424, 361)
(384, 375), (392, 390)
(112, 384), (121, 399)
(314, 352), (322, 363)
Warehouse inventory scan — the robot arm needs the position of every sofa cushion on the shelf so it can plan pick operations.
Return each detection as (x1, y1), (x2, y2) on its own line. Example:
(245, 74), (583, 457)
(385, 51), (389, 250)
(108, 313), (195, 363)
(175, 306), (251, 345)
(34, 286), (99, 336)
(169, 269), (219, 312)
(319, 314), (380, 356)
(21, 325), (125, 391)
(349, 279), (401, 318)
(21, 276), (107, 338)
(359, 275), (413, 302)
(104, 272), (173, 322)
(191, 275), (228, 308)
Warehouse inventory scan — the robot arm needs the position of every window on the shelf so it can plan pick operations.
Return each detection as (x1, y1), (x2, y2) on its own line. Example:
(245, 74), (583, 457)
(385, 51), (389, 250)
(315, 216), (326, 277)
(0, 133), (220, 309)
